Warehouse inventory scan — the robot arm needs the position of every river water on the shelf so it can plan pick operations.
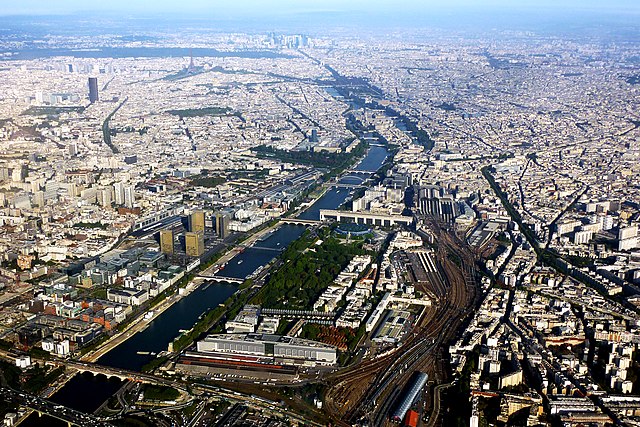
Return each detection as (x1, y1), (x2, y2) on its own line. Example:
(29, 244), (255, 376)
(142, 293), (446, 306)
(354, 145), (389, 172)
(20, 372), (124, 427)
(214, 224), (306, 280)
(97, 281), (238, 371)
(297, 187), (352, 220)
(95, 144), (389, 372)
(20, 139), (390, 427)
(299, 145), (389, 220)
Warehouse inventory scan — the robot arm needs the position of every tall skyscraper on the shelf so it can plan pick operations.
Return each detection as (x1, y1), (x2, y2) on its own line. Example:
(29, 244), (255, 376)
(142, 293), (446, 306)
(185, 231), (204, 257)
(159, 229), (174, 255)
(34, 191), (45, 208)
(88, 77), (99, 103)
(68, 143), (78, 157)
(113, 182), (125, 205)
(215, 213), (229, 239)
(98, 188), (112, 208)
(123, 185), (135, 209)
(189, 211), (206, 233)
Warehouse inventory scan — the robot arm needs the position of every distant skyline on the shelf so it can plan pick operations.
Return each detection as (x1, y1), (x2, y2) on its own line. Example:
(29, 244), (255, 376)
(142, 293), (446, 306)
(3, 0), (640, 17)
(1, 1), (639, 38)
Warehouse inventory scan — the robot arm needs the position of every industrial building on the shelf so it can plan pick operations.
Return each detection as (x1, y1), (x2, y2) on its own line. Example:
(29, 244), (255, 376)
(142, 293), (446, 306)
(372, 309), (412, 345)
(196, 333), (337, 366)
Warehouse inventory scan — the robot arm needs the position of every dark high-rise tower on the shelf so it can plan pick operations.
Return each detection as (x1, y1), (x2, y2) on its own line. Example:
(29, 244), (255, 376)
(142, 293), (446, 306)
(215, 213), (229, 239)
(88, 77), (99, 103)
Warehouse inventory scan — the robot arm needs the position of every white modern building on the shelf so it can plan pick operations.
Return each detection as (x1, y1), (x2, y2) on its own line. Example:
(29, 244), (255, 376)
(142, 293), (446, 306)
(196, 333), (337, 366)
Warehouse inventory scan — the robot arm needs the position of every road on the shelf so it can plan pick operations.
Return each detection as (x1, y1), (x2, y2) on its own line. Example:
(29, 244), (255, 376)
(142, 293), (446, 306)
(81, 290), (184, 363)
(425, 383), (452, 427)
(1, 386), (114, 427)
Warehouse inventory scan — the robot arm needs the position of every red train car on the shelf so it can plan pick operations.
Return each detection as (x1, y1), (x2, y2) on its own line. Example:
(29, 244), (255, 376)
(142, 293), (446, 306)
(404, 410), (419, 427)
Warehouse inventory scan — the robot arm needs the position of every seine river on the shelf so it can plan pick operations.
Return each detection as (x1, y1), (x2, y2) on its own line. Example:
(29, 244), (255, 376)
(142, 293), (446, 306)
(19, 144), (391, 426)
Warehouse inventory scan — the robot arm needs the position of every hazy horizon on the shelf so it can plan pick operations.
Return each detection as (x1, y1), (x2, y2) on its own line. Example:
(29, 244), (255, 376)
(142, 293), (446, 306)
(1, 1), (639, 39)
(3, 0), (640, 17)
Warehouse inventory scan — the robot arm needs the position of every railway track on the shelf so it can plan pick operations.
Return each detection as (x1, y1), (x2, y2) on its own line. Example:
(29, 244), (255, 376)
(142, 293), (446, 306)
(323, 219), (479, 426)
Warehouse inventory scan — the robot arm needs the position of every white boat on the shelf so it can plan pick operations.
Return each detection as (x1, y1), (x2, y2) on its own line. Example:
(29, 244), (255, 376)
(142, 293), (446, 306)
(238, 260), (243, 264)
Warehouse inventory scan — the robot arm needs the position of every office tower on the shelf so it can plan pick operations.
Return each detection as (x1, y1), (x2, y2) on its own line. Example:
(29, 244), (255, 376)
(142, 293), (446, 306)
(98, 188), (112, 208)
(189, 211), (206, 232)
(159, 229), (174, 255)
(618, 225), (639, 251)
(215, 213), (229, 239)
(68, 143), (78, 157)
(124, 155), (137, 165)
(185, 231), (204, 257)
(603, 215), (614, 231)
(34, 191), (45, 208)
(619, 225), (637, 241)
(88, 77), (99, 103)
(310, 129), (318, 142)
(113, 182), (125, 205)
(123, 185), (135, 209)
(11, 166), (26, 183)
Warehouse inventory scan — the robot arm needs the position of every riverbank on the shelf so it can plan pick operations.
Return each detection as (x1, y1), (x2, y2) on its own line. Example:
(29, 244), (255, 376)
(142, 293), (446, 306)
(84, 221), (285, 366)
(87, 143), (389, 370)
(81, 288), (183, 363)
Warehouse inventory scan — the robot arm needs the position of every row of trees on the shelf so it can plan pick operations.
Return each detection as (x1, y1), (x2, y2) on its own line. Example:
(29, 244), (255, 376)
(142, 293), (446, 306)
(254, 234), (368, 311)
(0, 359), (65, 394)
(166, 106), (232, 118)
(252, 141), (367, 172)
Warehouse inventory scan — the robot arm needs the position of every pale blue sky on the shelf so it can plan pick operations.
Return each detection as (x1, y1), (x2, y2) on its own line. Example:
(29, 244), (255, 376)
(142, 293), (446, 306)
(2, 0), (639, 16)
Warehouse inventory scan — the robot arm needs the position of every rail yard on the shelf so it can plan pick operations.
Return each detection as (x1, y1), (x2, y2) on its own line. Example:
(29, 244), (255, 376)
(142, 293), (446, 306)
(323, 219), (481, 427)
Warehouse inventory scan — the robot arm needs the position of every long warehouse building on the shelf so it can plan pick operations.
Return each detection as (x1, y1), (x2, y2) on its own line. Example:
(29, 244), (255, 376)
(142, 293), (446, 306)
(196, 333), (337, 366)
(391, 371), (429, 422)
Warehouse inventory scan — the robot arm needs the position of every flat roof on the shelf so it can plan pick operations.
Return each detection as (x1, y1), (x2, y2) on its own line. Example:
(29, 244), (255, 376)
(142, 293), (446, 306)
(202, 333), (336, 350)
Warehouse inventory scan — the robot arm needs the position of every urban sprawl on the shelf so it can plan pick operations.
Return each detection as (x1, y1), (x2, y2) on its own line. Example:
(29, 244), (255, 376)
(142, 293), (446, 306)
(0, 26), (639, 427)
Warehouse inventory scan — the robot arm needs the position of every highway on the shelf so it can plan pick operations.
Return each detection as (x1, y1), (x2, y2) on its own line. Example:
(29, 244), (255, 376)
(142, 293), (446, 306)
(1, 387), (115, 427)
